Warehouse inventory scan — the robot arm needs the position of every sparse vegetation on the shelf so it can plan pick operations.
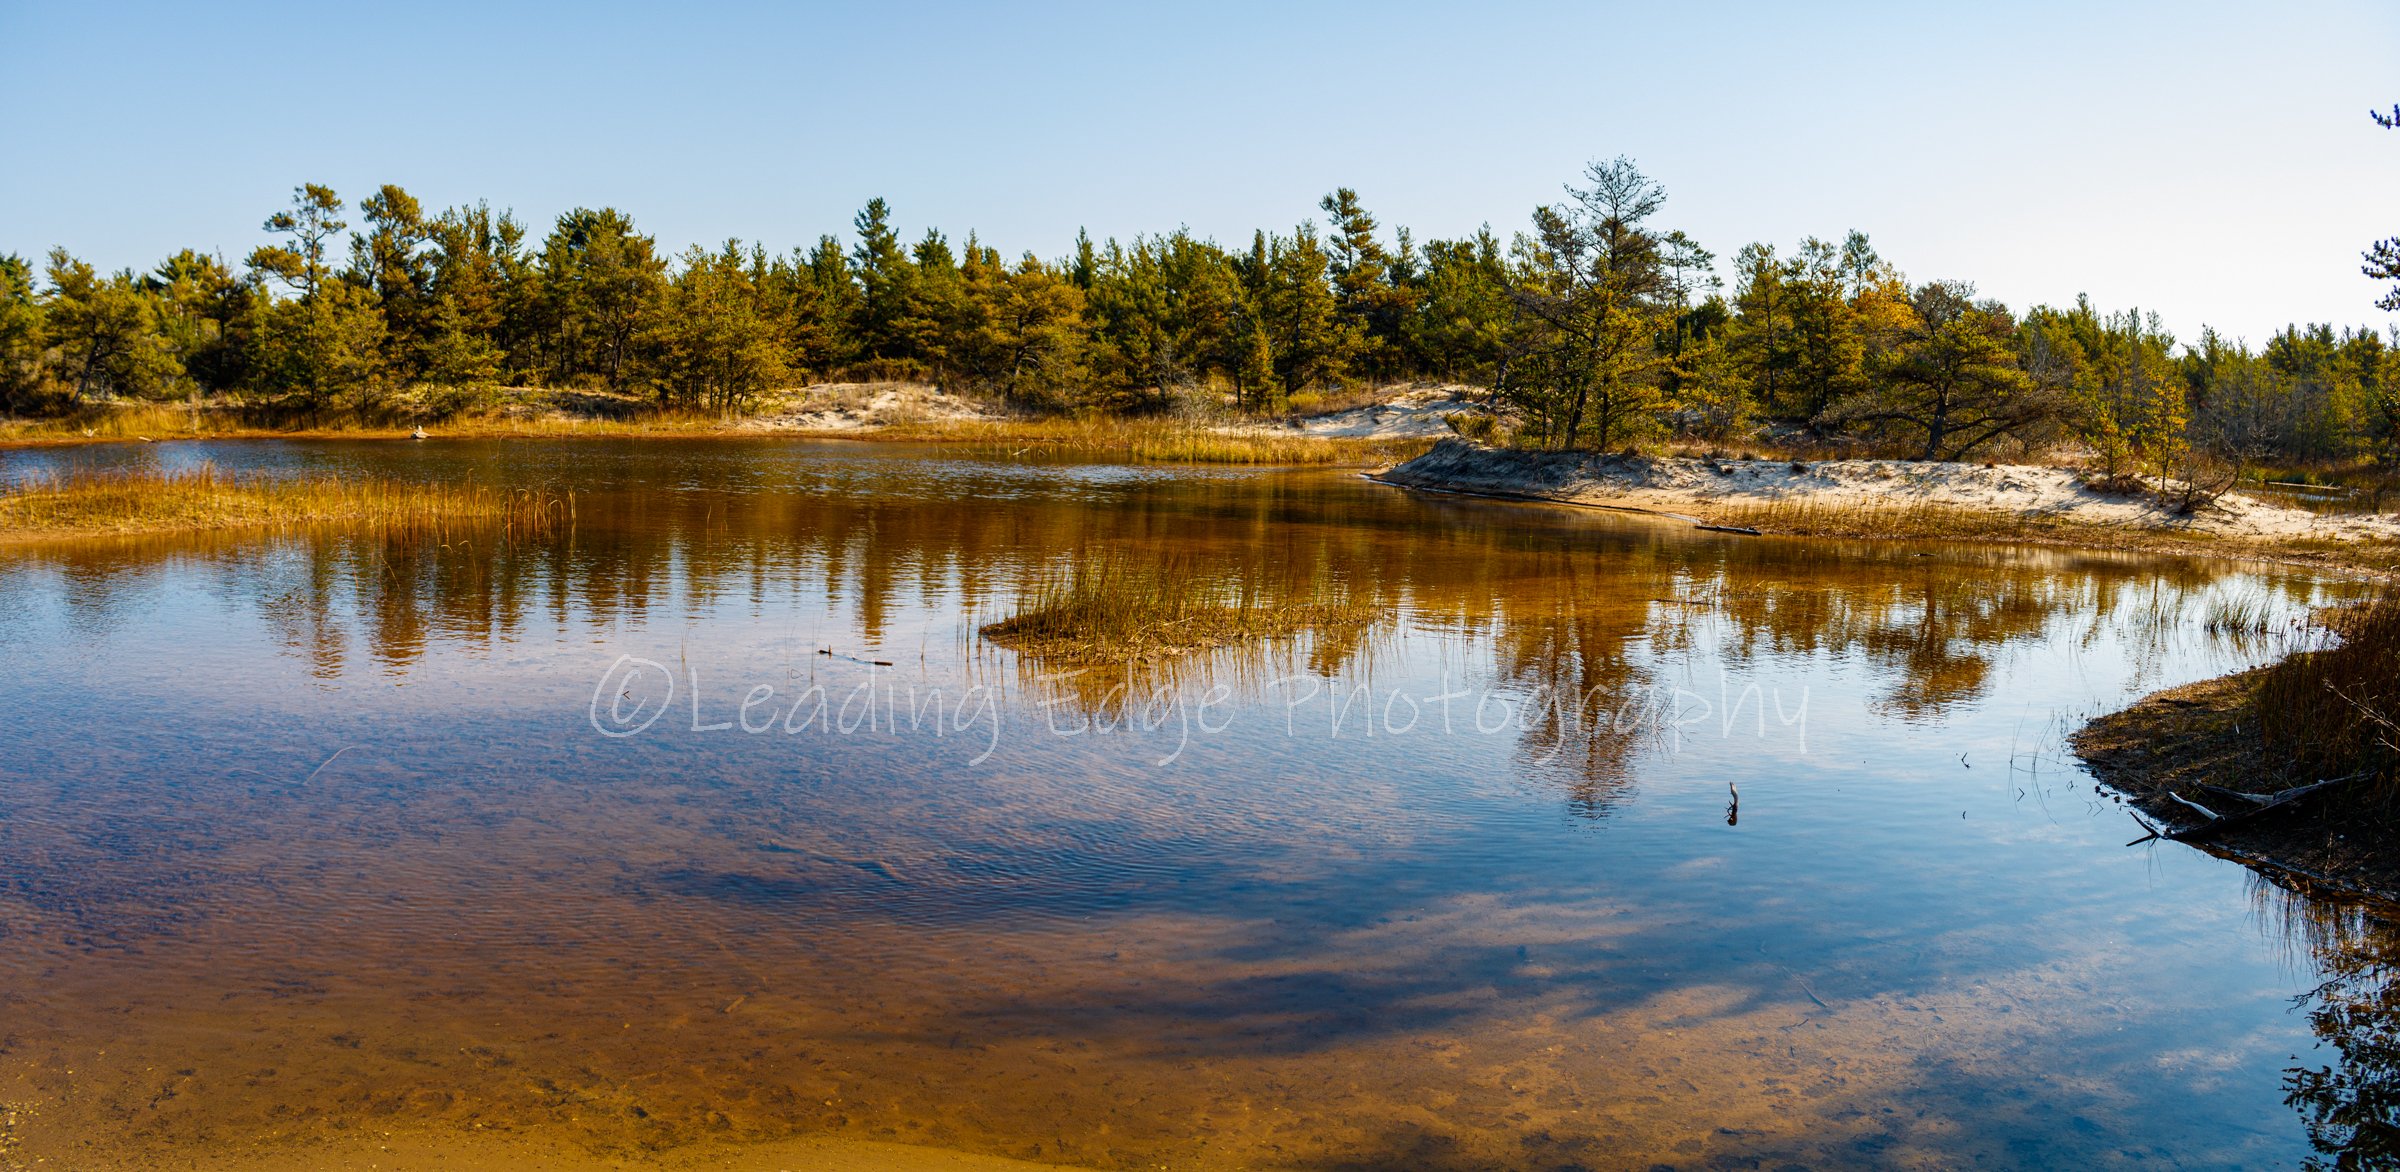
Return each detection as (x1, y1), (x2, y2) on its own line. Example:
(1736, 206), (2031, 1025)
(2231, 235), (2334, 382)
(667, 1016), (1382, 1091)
(981, 552), (1375, 661)
(884, 416), (1435, 466)
(2258, 597), (2400, 803)
(2077, 594), (2400, 899)
(0, 464), (568, 544)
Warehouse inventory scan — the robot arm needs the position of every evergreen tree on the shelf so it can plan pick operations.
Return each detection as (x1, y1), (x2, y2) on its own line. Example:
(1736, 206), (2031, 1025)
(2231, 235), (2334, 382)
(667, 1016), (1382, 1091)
(1252, 225), (1350, 401)
(1832, 282), (2053, 459)
(1319, 188), (1406, 378)
(1409, 229), (1513, 384)
(849, 198), (916, 366)
(43, 249), (182, 401)
(249, 184), (347, 300)
(643, 241), (788, 411)
(351, 184), (435, 371)
(145, 249), (245, 392)
(1505, 157), (1676, 449)
(0, 254), (45, 413)
(536, 208), (664, 390)
(2368, 105), (2400, 311)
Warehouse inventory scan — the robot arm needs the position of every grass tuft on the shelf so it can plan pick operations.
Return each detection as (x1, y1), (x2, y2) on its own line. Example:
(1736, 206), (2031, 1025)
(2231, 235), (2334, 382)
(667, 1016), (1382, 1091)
(0, 464), (570, 545)
(981, 552), (1375, 661)
(2256, 596), (2400, 802)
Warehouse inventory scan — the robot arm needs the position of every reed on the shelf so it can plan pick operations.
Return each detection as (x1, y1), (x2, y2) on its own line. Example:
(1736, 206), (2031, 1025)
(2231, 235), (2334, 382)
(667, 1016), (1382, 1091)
(0, 398), (1431, 465)
(0, 464), (570, 545)
(2255, 595), (2400, 803)
(1698, 498), (2087, 542)
(981, 552), (1375, 660)
(2199, 588), (2276, 637)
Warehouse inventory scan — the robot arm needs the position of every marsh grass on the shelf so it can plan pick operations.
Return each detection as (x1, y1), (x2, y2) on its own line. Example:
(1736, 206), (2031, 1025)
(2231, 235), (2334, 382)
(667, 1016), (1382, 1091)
(2200, 588), (2277, 637)
(0, 464), (570, 545)
(1696, 498), (2097, 542)
(2257, 596), (2400, 803)
(2, 400), (1426, 465)
(0, 398), (744, 445)
(981, 552), (1377, 661)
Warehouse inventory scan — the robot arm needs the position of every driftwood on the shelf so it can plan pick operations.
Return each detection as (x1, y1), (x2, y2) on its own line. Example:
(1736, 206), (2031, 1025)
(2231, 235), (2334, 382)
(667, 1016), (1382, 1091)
(1694, 523), (1762, 536)
(819, 647), (895, 667)
(2161, 772), (2371, 843)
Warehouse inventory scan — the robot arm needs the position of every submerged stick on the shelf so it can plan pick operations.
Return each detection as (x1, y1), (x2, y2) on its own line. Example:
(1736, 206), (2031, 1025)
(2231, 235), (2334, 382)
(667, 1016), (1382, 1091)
(2164, 772), (2372, 843)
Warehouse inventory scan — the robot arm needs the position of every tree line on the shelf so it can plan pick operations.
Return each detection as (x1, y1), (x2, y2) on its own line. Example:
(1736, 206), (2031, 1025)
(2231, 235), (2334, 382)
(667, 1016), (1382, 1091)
(5, 162), (2397, 473)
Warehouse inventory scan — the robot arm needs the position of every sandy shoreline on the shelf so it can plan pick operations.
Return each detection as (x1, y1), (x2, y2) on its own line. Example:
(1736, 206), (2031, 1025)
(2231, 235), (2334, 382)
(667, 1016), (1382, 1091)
(1371, 439), (2400, 582)
(1378, 438), (2400, 543)
(2073, 669), (2400, 907)
(1378, 440), (2400, 902)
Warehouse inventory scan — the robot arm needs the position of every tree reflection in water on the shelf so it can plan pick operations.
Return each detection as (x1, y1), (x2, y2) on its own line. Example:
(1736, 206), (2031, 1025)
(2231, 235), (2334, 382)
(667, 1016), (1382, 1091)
(2268, 878), (2400, 1169)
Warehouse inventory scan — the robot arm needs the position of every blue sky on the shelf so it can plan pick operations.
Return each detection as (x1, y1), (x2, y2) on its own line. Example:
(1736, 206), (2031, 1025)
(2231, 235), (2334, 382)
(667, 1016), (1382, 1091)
(3, 0), (2395, 344)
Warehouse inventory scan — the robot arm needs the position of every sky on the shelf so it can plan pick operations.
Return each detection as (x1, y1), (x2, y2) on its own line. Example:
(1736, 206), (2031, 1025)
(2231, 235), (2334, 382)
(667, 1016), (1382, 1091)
(3, 0), (2395, 345)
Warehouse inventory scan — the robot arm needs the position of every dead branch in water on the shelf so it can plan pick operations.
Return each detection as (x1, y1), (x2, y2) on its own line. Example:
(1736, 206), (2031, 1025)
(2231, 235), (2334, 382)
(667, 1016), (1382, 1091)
(2161, 771), (2372, 843)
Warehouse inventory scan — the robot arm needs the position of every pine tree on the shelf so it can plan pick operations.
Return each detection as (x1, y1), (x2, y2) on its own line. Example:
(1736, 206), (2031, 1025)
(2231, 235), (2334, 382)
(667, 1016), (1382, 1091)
(1504, 157), (1677, 450)
(643, 241), (788, 412)
(249, 184), (347, 300)
(849, 198), (915, 366)
(0, 254), (45, 412)
(536, 208), (665, 390)
(351, 185), (435, 376)
(43, 249), (182, 401)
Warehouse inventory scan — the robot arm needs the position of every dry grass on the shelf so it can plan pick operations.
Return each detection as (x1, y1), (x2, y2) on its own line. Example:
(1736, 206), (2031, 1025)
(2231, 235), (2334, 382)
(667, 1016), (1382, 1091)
(981, 552), (1376, 661)
(1694, 496), (2400, 574)
(903, 417), (1410, 463)
(881, 416), (1435, 466)
(1697, 498), (2105, 542)
(0, 464), (570, 545)
(0, 396), (1426, 465)
(0, 398), (740, 445)
(2075, 594), (2400, 898)
(2258, 596), (2400, 801)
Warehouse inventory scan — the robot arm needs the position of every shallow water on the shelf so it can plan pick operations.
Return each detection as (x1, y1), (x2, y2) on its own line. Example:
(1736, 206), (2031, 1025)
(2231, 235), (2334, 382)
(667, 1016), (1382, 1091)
(0, 439), (2393, 1169)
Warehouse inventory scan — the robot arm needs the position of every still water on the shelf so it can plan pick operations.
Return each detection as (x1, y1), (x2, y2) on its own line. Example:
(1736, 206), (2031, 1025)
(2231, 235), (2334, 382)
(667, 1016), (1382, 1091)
(0, 439), (2391, 1169)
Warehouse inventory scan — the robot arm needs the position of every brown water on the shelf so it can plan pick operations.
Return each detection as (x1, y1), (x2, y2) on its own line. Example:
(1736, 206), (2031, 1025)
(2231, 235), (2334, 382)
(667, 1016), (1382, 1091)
(0, 439), (2393, 1169)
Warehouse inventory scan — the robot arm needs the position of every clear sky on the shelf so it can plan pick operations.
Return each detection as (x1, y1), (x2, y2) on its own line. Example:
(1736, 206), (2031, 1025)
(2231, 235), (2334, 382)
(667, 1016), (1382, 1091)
(3, 0), (2395, 345)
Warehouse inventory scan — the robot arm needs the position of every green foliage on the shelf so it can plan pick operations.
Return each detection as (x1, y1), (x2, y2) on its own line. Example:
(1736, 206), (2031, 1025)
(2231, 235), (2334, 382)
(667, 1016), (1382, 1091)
(537, 207), (666, 389)
(1503, 157), (1677, 450)
(43, 249), (183, 401)
(250, 279), (388, 408)
(5, 166), (2394, 477)
(642, 241), (788, 412)
(0, 253), (50, 412)
(1829, 282), (2052, 460)
(249, 183), (347, 299)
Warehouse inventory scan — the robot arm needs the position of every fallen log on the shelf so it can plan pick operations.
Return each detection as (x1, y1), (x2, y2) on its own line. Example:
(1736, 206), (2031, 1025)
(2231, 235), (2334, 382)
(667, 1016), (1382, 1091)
(2164, 772), (2372, 843)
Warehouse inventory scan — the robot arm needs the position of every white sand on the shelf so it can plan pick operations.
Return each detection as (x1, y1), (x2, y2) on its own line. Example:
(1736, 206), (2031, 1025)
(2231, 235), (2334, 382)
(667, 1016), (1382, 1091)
(1224, 385), (1490, 439)
(1381, 438), (2400, 543)
(738, 383), (1002, 432)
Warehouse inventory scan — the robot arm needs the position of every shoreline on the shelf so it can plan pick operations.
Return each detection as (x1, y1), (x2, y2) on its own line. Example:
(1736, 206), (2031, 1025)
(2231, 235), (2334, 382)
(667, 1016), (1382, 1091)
(1374, 438), (2400, 577)
(2073, 669), (2400, 909)
(1372, 439), (2400, 902)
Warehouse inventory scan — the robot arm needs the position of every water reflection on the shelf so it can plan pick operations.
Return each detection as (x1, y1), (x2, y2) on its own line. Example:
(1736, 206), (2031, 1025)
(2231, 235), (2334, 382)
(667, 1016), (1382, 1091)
(0, 439), (2380, 1168)
(2263, 881), (2400, 1169)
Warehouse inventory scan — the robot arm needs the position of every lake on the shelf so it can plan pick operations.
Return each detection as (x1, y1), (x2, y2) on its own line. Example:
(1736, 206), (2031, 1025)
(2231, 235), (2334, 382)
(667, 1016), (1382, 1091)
(0, 439), (2390, 1169)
